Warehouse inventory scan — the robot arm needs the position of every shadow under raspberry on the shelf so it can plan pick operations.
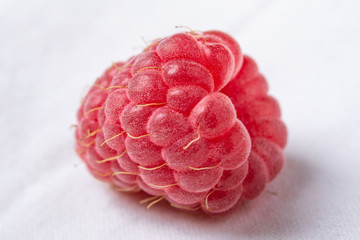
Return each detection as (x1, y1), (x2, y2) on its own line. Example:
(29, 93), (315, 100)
(111, 153), (316, 238)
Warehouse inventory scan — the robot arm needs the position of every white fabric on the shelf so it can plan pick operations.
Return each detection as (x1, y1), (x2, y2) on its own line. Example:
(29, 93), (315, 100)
(1, 0), (360, 239)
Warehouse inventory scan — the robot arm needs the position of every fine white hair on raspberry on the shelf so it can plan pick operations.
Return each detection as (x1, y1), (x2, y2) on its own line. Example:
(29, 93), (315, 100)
(95, 150), (127, 164)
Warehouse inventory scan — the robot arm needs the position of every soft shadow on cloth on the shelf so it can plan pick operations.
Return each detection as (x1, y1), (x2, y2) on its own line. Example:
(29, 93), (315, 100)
(106, 152), (319, 238)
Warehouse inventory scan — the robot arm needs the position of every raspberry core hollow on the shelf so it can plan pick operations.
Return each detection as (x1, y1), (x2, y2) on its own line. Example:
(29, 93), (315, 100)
(75, 30), (287, 215)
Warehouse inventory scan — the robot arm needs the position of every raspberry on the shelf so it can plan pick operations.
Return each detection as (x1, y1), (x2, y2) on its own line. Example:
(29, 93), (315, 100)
(75, 30), (287, 215)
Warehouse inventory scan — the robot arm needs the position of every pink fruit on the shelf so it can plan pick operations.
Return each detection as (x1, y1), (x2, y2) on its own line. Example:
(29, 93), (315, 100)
(75, 30), (287, 215)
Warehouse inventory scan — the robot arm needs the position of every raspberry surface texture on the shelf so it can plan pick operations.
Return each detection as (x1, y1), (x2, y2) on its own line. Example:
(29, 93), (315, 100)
(75, 30), (287, 215)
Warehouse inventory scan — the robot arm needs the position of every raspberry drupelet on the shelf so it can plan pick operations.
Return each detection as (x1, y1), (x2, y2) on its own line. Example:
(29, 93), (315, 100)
(75, 30), (287, 215)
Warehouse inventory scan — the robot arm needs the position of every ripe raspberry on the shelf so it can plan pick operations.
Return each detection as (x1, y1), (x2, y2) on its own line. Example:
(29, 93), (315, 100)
(75, 30), (287, 215)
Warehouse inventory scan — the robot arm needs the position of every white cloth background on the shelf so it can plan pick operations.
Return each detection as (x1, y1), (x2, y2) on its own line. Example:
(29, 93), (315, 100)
(1, 0), (360, 239)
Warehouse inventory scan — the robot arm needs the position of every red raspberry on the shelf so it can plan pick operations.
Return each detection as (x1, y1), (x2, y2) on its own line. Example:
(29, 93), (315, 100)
(75, 30), (287, 215)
